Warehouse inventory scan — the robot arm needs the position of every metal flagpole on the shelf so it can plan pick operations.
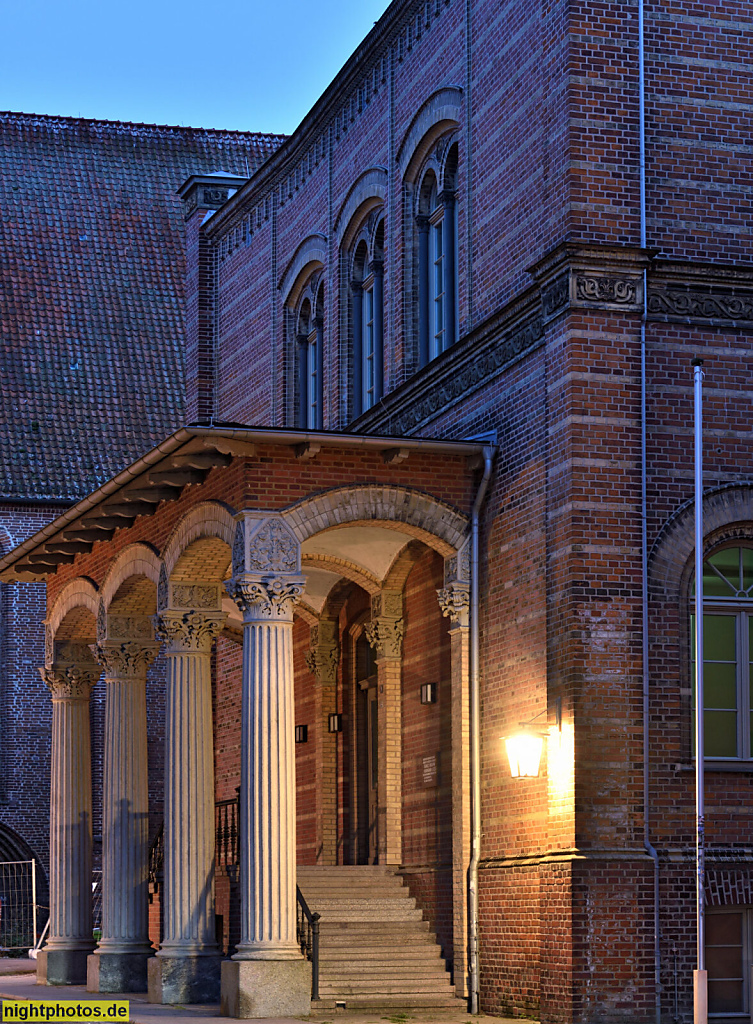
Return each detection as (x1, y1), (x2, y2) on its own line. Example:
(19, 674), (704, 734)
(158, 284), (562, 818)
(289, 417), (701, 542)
(692, 357), (706, 1024)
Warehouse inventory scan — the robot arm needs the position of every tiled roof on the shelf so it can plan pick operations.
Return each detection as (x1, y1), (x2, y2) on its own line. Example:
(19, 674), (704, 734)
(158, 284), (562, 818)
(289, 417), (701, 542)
(0, 111), (284, 501)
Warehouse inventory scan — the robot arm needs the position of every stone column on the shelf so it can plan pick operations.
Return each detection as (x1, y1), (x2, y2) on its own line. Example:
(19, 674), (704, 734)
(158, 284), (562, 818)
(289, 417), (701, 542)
(306, 620), (340, 864)
(439, 562), (471, 999)
(37, 654), (100, 986)
(221, 513), (311, 1019)
(87, 629), (161, 994)
(365, 590), (404, 866)
(147, 608), (225, 1005)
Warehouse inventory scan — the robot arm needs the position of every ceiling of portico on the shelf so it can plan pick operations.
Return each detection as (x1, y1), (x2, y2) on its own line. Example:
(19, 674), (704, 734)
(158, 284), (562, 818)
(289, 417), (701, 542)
(302, 526), (411, 581)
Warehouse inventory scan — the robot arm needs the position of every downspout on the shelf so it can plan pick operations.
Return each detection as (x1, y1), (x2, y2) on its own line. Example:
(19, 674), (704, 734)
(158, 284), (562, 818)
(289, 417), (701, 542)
(469, 445), (494, 1014)
(638, 1), (662, 1019)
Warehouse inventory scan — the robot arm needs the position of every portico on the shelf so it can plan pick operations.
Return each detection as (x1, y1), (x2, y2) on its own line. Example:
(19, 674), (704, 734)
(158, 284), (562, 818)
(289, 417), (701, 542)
(0, 427), (486, 1016)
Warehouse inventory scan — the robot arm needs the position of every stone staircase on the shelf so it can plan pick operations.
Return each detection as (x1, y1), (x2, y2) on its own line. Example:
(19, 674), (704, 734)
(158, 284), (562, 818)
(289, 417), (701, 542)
(296, 864), (460, 1010)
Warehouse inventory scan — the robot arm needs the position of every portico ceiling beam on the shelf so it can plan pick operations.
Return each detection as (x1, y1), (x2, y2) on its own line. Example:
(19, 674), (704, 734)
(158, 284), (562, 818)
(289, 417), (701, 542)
(169, 452), (233, 471)
(98, 502), (156, 518)
(14, 562), (54, 575)
(62, 528), (116, 542)
(120, 486), (182, 504)
(27, 551), (76, 565)
(79, 515), (133, 529)
(146, 468), (206, 487)
(44, 541), (93, 555)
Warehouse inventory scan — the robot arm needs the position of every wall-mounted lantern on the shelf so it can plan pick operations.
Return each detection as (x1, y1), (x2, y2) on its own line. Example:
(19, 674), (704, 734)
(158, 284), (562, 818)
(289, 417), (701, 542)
(328, 713), (343, 733)
(504, 699), (561, 779)
(420, 682), (437, 705)
(295, 725), (308, 744)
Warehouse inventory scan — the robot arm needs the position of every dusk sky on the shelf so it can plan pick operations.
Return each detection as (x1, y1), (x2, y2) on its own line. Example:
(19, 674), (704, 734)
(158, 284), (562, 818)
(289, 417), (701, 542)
(2, 0), (393, 135)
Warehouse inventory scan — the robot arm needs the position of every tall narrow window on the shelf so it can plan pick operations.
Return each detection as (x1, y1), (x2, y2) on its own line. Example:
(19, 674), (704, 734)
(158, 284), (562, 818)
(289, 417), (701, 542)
(349, 221), (383, 420)
(690, 545), (753, 759)
(706, 908), (749, 1016)
(294, 284), (324, 429)
(416, 142), (458, 369)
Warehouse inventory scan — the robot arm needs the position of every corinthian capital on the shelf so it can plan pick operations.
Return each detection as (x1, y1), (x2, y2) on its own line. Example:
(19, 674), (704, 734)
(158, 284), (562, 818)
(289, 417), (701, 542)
(365, 617), (404, 660)
(226, 573), (306, 622)
(40, 663), (100, 701)
(437, 583), (470, 628)
(90, 640), (162, 679)
(154, 611), (226, 654)
(305, 622), (340, 685)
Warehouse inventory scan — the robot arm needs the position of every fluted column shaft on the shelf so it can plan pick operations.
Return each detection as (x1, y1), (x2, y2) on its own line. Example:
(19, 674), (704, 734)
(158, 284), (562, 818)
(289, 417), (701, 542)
(227, 574), (305, 959)
(94, 642), (160, 955)
(41, 664), (99, 953)
(155, 612), (224, 957)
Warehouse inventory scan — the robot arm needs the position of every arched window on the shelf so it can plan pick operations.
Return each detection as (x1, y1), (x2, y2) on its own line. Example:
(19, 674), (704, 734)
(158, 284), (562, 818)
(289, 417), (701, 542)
(691, 545), (753, 759)
(350, 217), (384, 419)
(294, 282), (324, 429)
(416, 140), (458, 367)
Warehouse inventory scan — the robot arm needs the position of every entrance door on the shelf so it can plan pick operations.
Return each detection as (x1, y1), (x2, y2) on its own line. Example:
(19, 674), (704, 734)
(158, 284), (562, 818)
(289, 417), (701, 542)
(367, 689), (379, 863)
(354, 633), (378, 864)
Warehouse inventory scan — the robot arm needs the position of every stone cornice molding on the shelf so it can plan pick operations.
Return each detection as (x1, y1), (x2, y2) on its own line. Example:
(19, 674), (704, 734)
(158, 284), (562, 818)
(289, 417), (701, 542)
(90, 640), (162, 679)
(437, 583), (470, 629)
(40, 663), (99, 701)
(226, 575), (306, 623)
(154, 611), (226, 654)
(357, 246), (753, 437)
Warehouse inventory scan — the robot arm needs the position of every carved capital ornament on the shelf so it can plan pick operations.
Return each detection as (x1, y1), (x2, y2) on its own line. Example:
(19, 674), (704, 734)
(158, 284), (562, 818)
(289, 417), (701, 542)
(154, 611), (226, 653)
(226, 574), (306, 622)
(40, 664), (100, 701)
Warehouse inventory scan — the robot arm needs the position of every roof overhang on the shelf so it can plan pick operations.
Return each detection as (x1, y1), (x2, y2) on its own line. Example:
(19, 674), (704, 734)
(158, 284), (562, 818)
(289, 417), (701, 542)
(0, 424), (492, 582)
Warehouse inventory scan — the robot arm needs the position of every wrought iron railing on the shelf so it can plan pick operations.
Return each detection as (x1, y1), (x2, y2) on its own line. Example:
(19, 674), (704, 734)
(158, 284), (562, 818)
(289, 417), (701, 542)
(147, 798), (322, 1000)
(296, 885), (320, 1001)
(215, 797), (240, 870)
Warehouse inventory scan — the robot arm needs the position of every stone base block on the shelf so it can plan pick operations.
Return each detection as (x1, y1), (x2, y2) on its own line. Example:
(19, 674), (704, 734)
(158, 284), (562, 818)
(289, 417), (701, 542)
(37, 949), (93, 986)
(148, 954), (222, 1004)
(87, 952), (152, 993)
(221, 958), (311, 1019)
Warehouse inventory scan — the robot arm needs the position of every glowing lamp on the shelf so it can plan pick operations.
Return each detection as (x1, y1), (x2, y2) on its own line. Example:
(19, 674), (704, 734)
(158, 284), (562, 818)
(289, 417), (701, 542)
(505, 733), (545, 779)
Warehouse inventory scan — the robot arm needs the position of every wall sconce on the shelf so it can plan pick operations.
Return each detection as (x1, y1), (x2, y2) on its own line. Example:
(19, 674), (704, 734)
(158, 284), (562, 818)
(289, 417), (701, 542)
(504, 699), (561, 779)
(295, 725), (308, 744)
(420, 682), (437, 705)
(328, 713), (342, 733)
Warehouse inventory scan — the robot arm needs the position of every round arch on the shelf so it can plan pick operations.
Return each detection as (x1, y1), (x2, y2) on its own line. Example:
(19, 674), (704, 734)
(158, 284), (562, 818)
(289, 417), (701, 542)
(161, 501), (237, 581)
(100, 543), (161, 612)
(282, 484), (469, 557)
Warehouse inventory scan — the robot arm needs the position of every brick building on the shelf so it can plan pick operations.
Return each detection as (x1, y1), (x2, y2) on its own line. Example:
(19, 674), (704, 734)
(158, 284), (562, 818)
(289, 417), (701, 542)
(1, 0), (752, 1020)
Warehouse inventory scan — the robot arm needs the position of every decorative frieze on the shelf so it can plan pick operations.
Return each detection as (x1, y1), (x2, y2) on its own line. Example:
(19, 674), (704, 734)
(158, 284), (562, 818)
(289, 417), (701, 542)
(647, 287), (753, 324)
(154, 611), (226, 653)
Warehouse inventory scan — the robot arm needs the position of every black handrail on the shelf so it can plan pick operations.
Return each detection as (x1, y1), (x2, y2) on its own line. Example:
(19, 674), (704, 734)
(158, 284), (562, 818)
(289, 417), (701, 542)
(296, 885), (321, 1001)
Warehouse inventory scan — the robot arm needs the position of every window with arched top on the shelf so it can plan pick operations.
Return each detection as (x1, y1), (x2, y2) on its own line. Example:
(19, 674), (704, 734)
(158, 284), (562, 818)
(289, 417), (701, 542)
(691, 545), (753, 759)
(350, 215), (384, 419)
(415, 139), (458, 367)
(294, 281), (324, 429)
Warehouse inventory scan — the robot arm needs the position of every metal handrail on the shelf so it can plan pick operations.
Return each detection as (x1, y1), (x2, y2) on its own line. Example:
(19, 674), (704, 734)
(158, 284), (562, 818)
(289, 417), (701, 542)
(296, 886), (320, 1001)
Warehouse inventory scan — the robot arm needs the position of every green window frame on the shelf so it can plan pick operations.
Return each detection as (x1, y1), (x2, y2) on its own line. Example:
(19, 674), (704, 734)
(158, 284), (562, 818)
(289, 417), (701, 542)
(691, 546), (753, 760)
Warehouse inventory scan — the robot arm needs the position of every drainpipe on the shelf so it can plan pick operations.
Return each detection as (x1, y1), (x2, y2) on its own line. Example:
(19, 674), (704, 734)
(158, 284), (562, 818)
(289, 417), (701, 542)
(638, 1), (662, 1019)
(469, 446), (494, 1014)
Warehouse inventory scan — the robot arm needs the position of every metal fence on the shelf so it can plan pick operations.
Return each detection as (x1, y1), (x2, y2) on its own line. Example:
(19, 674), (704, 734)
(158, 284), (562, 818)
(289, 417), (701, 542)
(0, 859), (38, 952)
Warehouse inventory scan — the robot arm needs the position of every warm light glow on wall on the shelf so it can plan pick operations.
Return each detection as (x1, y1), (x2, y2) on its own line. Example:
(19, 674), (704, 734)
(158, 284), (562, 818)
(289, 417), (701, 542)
(505, 733), (545, 778)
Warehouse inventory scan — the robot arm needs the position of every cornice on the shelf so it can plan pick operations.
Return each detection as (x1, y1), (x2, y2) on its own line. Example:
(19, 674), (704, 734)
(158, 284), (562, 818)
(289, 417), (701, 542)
(357, 248), (753, 437)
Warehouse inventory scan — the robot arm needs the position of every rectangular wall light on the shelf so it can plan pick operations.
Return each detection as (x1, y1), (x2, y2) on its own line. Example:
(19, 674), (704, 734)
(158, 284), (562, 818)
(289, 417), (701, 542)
(420, 683), (437, 705)
(328, 713), (343, 733)
(295, 725), (308, 743)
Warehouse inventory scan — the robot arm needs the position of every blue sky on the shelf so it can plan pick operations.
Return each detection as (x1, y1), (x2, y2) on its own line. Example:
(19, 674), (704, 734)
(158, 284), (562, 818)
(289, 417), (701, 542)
(1, 0), (393, 135)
